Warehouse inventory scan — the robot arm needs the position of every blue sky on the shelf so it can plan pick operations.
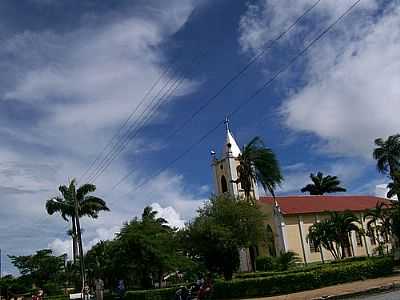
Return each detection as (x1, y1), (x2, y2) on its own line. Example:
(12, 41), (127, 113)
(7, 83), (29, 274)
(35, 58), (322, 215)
(0, 0), (398, 274)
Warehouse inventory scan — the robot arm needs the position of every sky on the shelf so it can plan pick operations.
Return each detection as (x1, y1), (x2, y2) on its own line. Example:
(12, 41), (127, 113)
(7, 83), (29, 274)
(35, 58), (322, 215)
(0, 0), (398, 274)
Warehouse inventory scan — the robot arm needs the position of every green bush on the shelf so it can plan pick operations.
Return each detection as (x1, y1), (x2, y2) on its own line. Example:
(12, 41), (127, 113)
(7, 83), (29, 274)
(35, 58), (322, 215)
(124, 287), (176, 300)
(255, 256), (274, 271)
(212, 257), (393, 299)
(123, 257), (393, 300)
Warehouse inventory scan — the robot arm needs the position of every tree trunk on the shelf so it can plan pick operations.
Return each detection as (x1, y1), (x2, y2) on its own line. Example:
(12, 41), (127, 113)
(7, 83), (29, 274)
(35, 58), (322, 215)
(73, 190), (85, 292)
(71, 217), (78, 263)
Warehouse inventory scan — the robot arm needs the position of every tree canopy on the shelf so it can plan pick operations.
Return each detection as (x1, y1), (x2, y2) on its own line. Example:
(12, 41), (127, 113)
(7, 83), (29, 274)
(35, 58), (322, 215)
(180, 194), (266, 280)
(301, 172), (346, 195)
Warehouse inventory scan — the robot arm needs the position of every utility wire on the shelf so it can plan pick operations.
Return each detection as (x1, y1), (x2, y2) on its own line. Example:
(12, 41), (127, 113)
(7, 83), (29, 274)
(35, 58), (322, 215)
(78, 67), (171, 184)
(110, 0), (362, 194)
(87, 51), (205, 183)
(87, 0), (321, 185)
(108, 0), (323, 191)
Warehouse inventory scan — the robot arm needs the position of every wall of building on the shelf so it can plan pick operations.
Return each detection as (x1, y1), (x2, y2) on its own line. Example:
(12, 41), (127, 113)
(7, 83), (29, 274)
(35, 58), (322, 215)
(281, 212), (392, 264)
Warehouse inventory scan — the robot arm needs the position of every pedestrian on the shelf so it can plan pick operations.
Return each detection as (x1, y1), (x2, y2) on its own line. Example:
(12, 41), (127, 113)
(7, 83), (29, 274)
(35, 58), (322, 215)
(95, 278), (104, 300)
(116, 280), (125, 300)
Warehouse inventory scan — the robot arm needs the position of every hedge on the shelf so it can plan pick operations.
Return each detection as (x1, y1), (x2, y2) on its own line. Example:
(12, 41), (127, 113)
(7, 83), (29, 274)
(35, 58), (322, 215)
(123, 257), (393, 300)
(124, 287), (176, 300)
(236, 255), (370, 279)
(212, 257), (393, 299)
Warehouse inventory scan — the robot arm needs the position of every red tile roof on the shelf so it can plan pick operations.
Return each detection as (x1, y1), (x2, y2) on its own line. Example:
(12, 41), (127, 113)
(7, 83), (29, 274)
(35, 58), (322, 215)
(259, 195), (393, 215)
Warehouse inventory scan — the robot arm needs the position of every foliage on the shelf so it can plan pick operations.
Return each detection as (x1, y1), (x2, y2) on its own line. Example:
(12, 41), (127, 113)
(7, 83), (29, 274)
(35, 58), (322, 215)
(364, 202), (392, 255)
(236, 137), (283, 200)
(301, 172), (346, 195)
(308, 211), (362, 259)
(124, 287), (176, 300)
(85, 206), (192, 290)
(373, 134), (400, 178)
(180, 194), (267, 280)
(123, 257), (393, 300)
(46, 179), (109, 263)
(255, 256), (274, 272)
(8, 249), (65, 294)
(275, 251), (301, 271)
(212, 257), (393, 299)
(255, 251), (300, 272)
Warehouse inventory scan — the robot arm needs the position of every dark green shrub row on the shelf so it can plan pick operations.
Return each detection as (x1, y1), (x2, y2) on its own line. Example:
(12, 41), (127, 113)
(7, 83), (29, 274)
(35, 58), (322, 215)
(124, 287), (176, 300)
(212, 257), (393, 299)
(238, 255), (371, 279)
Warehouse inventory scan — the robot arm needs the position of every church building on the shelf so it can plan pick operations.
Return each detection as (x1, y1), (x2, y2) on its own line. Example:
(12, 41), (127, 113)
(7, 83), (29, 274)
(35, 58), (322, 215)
(211, 122), (392, 271)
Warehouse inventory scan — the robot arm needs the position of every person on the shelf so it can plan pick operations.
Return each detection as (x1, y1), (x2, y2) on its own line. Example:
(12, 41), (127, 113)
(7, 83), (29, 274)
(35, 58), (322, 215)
(95, 278), (104, 300)
(197, 274), (213, 300)
(116, 280), (125, 300)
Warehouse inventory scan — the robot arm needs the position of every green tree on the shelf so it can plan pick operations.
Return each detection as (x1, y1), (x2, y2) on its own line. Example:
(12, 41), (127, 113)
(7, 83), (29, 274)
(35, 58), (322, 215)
(8, 249), (64, 291)
(235, 137), (282, 201)
(46, 179), (109, 288)
(373, 134), (400, 179)
(308, 219), (340, 260)
(86, 206), (190, 289)
(301, 172), (346, 195)
(308, 211), (362, 259)
(364, 202), (392, 255)
(181, 194), (266, 280)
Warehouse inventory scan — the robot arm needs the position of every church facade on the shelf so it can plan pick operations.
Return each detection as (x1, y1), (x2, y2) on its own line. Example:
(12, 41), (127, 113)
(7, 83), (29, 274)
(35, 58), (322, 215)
(211, 123), (393, 270)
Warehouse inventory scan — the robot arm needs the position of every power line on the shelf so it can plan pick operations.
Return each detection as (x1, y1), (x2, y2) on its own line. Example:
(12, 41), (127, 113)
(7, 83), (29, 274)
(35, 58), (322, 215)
(86, 51), (206, 183)
(108, 0), (323, 191)
(77, 66), (171, 184)
(110, 0), (362, 194)
(88, 0), (321, 185)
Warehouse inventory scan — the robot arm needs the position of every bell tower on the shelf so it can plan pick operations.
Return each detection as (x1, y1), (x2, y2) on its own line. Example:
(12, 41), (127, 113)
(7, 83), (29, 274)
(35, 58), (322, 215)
(211, 119), (259, 199)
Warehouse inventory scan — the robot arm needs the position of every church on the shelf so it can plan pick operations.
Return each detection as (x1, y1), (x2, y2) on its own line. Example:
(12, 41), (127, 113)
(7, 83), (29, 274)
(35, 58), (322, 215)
(210, 122), (393, 272)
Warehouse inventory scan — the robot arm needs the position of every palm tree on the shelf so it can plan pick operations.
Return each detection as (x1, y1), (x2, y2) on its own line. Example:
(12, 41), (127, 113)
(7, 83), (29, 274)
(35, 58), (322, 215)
(308, 219), (340, 260)
(301, 172), (346, 195)
(373, 134), (400, 179)
(235, 137), (282, 201)
(387, 171), (400, 199)
(46, 179), (109, 283)
(364, 202), (391, 254)
(329, 211), (362, 259)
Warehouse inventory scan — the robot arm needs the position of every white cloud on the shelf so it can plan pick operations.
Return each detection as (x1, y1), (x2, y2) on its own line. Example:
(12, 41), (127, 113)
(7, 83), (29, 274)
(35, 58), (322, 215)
(151, 203), (186, 228)
(239, 1), (400, 159)
(0, 1), (204, 275)
(239, 0), (377, 55)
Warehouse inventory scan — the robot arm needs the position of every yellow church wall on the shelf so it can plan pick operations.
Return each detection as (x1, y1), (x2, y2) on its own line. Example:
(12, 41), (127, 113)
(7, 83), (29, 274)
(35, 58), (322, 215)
(257, 201), (278, 257)
(284, 216), (305, 262)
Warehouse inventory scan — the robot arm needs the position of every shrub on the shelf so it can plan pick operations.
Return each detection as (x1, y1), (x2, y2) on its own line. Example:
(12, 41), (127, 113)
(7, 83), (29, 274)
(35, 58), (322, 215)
(124, 287), (176, 300)
(255, 256), (274, 271)
(275, 251), (301, 271)
(123, 257), (394, 300)
(213, 257), (393, 299)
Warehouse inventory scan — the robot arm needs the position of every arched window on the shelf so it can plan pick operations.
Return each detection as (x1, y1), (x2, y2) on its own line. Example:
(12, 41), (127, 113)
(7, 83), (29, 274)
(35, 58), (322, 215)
(221, 175), (228, 193)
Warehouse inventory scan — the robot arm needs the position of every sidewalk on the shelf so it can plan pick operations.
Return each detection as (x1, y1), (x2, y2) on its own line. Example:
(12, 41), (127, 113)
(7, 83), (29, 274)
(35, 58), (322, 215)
(242, 274), (400, 300)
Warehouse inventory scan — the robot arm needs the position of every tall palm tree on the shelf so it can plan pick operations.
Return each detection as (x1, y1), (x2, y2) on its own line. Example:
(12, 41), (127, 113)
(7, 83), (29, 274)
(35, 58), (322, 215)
(301, 172), (346, 195)
(46, 179), (109, 268)
(373, 134), (400, 178)
(235, 137), (282, 201)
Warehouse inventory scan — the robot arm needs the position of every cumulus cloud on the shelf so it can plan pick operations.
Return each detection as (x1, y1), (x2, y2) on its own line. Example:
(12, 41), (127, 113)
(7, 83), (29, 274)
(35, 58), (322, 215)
(151, 203), (186, 228)
(0, 1), (204, 274)
(239, 1), (399, 159)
